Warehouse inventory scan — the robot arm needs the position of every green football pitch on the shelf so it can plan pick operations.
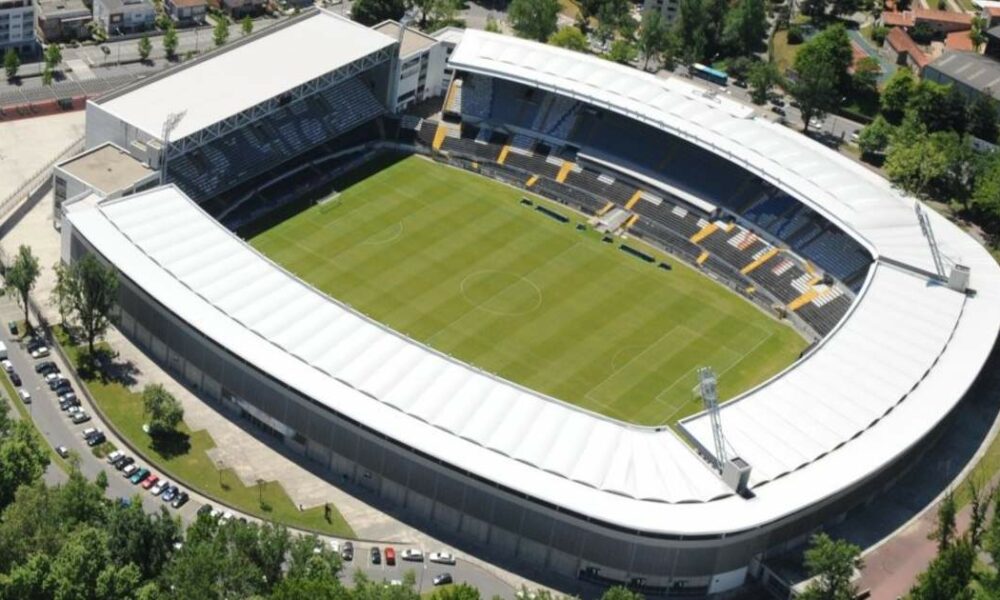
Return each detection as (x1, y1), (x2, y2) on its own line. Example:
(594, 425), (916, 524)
(250, 156), (807, 426)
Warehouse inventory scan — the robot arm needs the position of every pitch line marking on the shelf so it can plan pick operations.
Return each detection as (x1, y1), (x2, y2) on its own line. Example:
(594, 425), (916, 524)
(459, 270), (544, 316)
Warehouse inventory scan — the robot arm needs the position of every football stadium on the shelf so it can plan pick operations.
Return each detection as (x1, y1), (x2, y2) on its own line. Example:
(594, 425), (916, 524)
(56, 8), (1000, 597)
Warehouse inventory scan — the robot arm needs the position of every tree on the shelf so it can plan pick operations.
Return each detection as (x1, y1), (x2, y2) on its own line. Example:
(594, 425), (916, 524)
(42, 64), (54, 86)
(971, 16), (988, 51)
(797, 533), (863, 600)
(909, 80), (961, 133)
(44, 44), (62, 70)
(829, 0), (860, 16)
(485, 16), (501, 33)
(351, 0), (405, 25)
(407, 0), (460, 29)
(969, 95), (998, 143)
(674, 0), (709, 62)
(723, 0), (767, 56)
(885, 126), (976, 203)
(637, 10), (670, 70)
(748, 61), (780, 105)
(241, 15), (253, 37)
(142, 384), (184, 436)
(909, 538), (975, 600)
(800, 0), (827, 18)
(880, 68), (915, 122)
(431, 583), (481, 600)
(857, 115), (892, 158)
(600, 587), (644, 600)
(95, 470), (109, 491)
(0, 407), (49, 511)
(606, 39), (637, 64)
(53, 253), (119, 355)
(508, 0), (560, 42)
(972, 153), (1000, 233)
(163, 24), (179, 60)
(213, 16), (230, 47)
(3, 48), (19, 81)
(138, 35), (152, 61)
(4, 245), (40, 328)
(851, 56), (880, 96)
(548, 26), (589, 52)
(789, 25), (853, 132)
(726, 56), (754, 82)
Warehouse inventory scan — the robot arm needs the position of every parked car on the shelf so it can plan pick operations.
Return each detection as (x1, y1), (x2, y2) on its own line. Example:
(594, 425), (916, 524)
(107, 450), (124, 464)
(384, 547), (396, 566)
(86, 432), (106, 446)
(429, 552), (456, 565)
(114, 455), (134, 470)
(35, 361), (57, 374)
(171, 492), (190, 508)
(122, 464), (139, 477)
(130, 468), (150, 484)
(341, 541), (354, 561)
(432, 573), (453, 586)
(141, 475), (159, 490)
(197, 504), (214, 517)
(151, 480), (168, 495)
(370, 546), (381, 565)
(47, 375), (68, 390)
(71, 411), (91, 424)
(26, 338), (44, 353)
(81, 427), (99, 440)
(2, 359), (14, 373)
(770, 106), (786, 116)
(328, 540), (340, 554)
(60, 395), (80, 411)
(55, 445), (70, 458)
(401, 549), (423, 562)
(9, 371), (21, 386)
(8, 321), (17, 335)
(162, 486), (179, 502)
(31, 346), (50, 359)
(17, 389), (30, 404)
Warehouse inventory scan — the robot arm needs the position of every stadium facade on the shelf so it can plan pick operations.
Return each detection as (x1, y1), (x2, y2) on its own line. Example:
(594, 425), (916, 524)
(57, 15), (1000, 598)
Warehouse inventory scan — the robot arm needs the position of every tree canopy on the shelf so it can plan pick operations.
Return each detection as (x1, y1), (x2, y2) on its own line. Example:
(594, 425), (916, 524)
(142, 384), (185, 437)
(351, 0), (406, 26)
(797, 533), (863, 600)
(4, 245), (40, 328)
(549, 26), (589, 52)
(789, 24), (853, 131)
(508, 0), (561, 42)
(51, 254), (119, 355)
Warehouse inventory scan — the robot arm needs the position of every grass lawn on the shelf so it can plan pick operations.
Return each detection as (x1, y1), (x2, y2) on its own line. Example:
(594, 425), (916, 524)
(771, 30), (802, 74)
(53, 327), (355, 538)
(250, 156), (806, 426)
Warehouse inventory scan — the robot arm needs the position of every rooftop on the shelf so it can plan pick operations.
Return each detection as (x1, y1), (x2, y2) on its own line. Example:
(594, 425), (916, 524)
(36, 0), (89, 17)
(95, 9), (395, 142)
(57, 143), (155, 195)
(915, 7), (973, 24)
(374, 20), (438, 57)
(887, 27), (930, 67)
(928, 50), (1000, 100)
(882, 10), (915, 27)
(945, 29), (975, 51)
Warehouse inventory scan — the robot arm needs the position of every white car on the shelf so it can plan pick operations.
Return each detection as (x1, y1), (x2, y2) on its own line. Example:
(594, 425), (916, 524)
(17, 389), (30, 404)
(400, 548), (423, 562)
(329, 540), (340, 553)
(107, 450), (124, 464)
(1, 359), (13, 373)
(151, 480), (168, 496)
(31, 346), (50, 359)
(429, 552), (456, 565)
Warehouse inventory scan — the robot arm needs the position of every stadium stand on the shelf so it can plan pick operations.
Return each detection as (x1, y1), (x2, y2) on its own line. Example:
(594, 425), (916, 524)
(169, 77), (386, 199)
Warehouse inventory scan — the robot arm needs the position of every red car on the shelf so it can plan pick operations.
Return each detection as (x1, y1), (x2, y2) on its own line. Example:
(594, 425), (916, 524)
(384, 547), (396, 566)
(141, 474), (159, 490)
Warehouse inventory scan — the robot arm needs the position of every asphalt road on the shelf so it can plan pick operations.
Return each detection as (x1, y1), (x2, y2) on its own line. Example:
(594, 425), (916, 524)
(0, 294), (515, 596)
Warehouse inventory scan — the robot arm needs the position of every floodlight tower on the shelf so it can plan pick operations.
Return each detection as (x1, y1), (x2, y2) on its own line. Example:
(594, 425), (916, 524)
(159, 110), (187, 186)
(698, 367), (727, 471)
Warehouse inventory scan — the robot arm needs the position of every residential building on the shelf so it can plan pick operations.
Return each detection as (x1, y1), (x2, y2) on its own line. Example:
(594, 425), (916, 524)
(210, 0), (266, 18)
(642, 0), (680, 23)
(0, 0), (35, 55)
(881, 8), (973, 35)
(93, 0), (155, 34)
(883, 27), (930, 73)
(164, 0), (207, 24)
(924, 50), (1000, 112)
(36, 0), (91, 42)
(374, 20), (449, 111)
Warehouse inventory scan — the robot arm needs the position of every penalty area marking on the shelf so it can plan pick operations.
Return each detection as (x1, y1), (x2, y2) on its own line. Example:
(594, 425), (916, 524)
(361, 220), (405, 246)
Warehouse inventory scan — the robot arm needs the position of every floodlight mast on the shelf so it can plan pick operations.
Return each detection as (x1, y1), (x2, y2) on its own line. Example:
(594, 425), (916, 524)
(159, 111), (187, 186)
(698, 367), (728, 471)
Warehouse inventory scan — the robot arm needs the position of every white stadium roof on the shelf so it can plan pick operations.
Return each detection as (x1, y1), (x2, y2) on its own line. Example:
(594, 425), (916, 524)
(95, 10), (395, 142)
(66, 33), (1000, 536)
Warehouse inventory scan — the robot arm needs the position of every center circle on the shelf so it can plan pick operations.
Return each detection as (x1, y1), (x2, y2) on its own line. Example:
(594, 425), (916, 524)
(460, 270), (543, 316)
(363, 221), (404, 245)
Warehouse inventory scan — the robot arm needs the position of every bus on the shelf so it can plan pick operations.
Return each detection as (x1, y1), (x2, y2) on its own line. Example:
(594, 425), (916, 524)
(691, 63), (728, 87)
